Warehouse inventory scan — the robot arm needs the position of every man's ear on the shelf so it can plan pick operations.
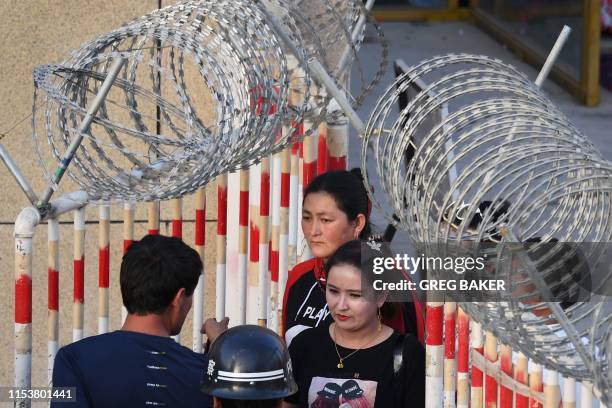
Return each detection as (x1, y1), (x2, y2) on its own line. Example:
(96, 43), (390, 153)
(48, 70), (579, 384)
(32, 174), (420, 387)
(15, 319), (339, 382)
(171, 287), (187, 308)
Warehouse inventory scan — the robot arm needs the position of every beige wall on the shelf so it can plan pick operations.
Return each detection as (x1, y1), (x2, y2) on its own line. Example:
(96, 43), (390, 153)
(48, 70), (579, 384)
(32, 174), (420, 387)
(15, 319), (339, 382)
(0, 0), (219, 389)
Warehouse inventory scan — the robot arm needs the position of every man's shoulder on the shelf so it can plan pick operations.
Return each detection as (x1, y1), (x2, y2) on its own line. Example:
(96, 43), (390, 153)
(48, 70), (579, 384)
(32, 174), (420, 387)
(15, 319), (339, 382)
(55, 331), (205, 376)
(58, 332), (119, 354)
(53, 332), (124, 379)
(58, 331), (184, 358)
(52, 332), (212, 408)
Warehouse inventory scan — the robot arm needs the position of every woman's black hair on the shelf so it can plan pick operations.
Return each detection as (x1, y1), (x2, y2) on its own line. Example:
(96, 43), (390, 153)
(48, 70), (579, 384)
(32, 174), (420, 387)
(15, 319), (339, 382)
(324, 240), (399, 320)
(303, 169), (372, 239)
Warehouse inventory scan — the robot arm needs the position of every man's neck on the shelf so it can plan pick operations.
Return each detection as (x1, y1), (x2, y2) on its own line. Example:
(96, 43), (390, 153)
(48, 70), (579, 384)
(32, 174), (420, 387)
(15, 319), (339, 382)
(121, 313), (171, 337)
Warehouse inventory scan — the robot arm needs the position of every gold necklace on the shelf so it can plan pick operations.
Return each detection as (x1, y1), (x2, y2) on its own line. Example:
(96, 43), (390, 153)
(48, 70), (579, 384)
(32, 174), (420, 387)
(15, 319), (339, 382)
(332, 324), (380, 369)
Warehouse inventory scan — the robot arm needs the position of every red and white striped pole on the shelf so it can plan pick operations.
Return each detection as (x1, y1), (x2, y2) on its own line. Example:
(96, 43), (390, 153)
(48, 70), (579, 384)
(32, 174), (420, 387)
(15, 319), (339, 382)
(14, 207), (39, 405)
(123, 202), (135, 252)
(148, 201), (160, 235)
(516, 352), (529, 408)
(316, 88), (328, 175)
(270, 152), (282, 332)
(73, 207), (86, 342)
(499, 345), (513, 408)
(530, 363), (544, 408)
(287, 57), (302, 268)
(122, 202), (134, 324)
(278, 147), (291, 332)
(98, 204), (110, 334)
(484, 332), (498, 407)
(171, 197), (183, 342)
(457, 307), (469, 408)
(580, 382), (592, 407)
(326, 106), (348, 171)
(544, 369), (561, 408)
(48, 218), (60, 383)
(258, 159), (270, 327)
(216, 175), (228, 321)
(237, 169), (249, 324)
(171, 197), (182, 240)
(563, 377), (576, 408)
(426, 301), (444, 408)
(303, 121), (318, 188)
(294, 72), (305, 265)
(288, 141), (300, 270)
(297, 140), (306, 263)
(471, 321), (484, 408)
(444, 301), (457, 408)
(249, 164), (261, 324)
(301, 121), (316, 262)
(317, 121), (328, 175)
(193, 187), (206, 352)
(146, 200), (161, 326)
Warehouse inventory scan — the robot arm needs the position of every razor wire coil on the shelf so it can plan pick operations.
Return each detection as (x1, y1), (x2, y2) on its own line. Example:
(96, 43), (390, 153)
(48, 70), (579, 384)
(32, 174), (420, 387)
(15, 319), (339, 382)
(361, 54), (612, 402)
(32, 0), (386, 202)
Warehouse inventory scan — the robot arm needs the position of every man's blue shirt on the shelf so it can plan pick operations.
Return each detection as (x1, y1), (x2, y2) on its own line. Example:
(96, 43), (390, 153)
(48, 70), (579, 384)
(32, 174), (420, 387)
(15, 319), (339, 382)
(51, 330), (213, 407)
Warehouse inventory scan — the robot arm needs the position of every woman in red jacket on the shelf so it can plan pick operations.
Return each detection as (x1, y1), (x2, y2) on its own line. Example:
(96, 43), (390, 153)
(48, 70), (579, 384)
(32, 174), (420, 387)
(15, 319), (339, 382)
(282, 170), (424, 346)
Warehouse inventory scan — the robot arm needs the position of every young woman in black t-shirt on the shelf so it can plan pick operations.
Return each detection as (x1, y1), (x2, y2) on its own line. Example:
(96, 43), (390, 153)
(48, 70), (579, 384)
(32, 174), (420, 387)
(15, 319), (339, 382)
(283, 240), (425, 408)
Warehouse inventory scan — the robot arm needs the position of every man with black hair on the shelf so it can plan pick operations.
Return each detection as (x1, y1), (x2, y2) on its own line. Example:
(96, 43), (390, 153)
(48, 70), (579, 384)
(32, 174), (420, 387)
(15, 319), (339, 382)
(51, 234), (227, 408)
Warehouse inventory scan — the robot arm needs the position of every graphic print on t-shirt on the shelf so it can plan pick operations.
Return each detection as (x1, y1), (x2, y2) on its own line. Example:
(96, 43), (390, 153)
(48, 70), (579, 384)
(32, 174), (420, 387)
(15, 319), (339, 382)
(308, 376), (377, 408)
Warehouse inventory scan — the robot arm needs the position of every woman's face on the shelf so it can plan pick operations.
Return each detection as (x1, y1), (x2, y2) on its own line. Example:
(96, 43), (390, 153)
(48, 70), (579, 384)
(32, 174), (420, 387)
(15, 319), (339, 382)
(302, 192), (363, 260)
(325, 264), (382, 332)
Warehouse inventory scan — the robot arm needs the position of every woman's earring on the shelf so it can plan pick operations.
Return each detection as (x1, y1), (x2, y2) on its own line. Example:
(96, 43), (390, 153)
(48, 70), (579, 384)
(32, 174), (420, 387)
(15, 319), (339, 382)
(377, 307), (382, 332)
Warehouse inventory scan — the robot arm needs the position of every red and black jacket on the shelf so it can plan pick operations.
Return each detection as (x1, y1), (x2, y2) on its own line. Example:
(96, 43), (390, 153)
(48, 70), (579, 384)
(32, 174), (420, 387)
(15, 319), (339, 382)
(282, 258), (425, 346)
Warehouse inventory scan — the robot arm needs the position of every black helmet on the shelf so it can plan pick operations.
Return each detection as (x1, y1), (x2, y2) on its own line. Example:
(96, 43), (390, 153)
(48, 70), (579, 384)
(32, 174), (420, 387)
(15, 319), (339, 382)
(201, 325), (298, 400)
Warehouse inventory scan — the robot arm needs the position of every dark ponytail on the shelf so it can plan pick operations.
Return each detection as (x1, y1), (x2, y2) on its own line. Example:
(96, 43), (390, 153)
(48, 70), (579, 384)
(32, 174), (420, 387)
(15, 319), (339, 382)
(303, 169), (372, 239)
